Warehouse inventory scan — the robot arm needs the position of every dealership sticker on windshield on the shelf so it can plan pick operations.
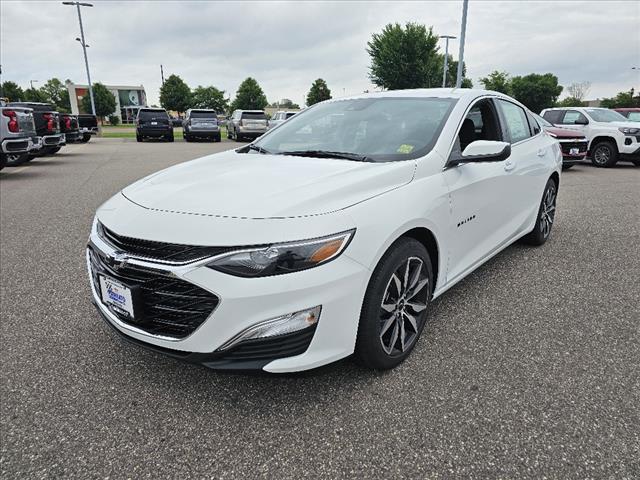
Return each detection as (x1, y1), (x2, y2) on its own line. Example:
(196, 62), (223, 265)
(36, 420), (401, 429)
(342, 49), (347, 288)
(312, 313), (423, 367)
(397, 144), (414, 154)
(99, 276), (135, 318)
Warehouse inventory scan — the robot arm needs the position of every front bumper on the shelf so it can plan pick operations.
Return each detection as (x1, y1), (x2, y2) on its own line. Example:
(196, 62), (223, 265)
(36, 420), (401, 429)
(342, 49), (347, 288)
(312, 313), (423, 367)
(186, 128), (220, 137)
(86, 220), (369, 372)
(558, 139), (588, 164)
(238, 128), (266, 138)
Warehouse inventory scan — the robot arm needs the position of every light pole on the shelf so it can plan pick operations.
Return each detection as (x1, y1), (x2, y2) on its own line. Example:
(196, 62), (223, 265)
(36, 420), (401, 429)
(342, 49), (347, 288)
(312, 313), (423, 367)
(63, 1), (95, 115)
(455, 0), (469, 88)
(440, 35), (456, 88)
(30, 80), (39, 89)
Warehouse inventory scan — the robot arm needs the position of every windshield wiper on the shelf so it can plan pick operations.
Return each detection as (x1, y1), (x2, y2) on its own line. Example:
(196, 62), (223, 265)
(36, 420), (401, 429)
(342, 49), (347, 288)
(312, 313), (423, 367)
(278, 150), (372, 162)
(246, 144), (272, 154)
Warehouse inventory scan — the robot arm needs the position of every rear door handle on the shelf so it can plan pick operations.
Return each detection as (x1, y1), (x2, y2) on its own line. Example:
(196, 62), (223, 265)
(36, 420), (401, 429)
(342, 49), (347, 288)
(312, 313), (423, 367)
(504, 159), (515, 171)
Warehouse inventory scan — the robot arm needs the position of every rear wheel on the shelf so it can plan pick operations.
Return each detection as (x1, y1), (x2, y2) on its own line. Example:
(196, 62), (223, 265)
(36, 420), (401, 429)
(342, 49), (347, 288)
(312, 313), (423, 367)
(562, 164), (574, 170)
(184, 134), (191, 142)
(522, 177), (557, 246)
(355, 238), (432, 370)
(166, 133), (174, 142)
(82, 134), (91, 143)
(632, 159), (640, 167)
(591, 141), (618, 167)
(5, 152), (30, 166)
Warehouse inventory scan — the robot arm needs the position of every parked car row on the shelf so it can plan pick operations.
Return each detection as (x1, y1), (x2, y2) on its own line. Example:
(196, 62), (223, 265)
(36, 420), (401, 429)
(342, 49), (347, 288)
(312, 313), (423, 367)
(0, 99), (98, 169)
(540, 106), (640, 168)
(136, 108), (298, 143)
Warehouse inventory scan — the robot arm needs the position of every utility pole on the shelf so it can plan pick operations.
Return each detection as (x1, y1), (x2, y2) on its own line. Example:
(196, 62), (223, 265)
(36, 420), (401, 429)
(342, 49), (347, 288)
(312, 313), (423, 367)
(440, 35), (456, 88)
(30, 80), (39, 89)
(160, 65), (165, 85)
(455, 0), (469, 88)
(63, 2), (96, 115)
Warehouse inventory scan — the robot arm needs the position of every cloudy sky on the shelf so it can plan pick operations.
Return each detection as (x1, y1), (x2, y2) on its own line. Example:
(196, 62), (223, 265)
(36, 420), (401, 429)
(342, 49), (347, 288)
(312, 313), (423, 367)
(1, 0), (639, 106)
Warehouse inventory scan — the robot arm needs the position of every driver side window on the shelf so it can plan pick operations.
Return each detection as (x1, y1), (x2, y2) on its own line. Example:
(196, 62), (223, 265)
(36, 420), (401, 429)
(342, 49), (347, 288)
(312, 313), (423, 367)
(454, 99), (502, 154)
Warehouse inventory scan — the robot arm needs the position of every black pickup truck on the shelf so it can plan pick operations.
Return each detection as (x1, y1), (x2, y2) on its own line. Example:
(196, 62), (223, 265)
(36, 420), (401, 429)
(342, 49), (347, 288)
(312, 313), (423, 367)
(59, 113), (81, 144)
(77, 114), (98, 142)
(8, 102), (64, 155)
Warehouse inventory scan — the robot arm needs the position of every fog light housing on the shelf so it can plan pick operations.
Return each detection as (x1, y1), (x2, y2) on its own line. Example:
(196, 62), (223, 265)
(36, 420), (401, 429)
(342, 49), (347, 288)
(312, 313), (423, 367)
(217, 306), (321, 351)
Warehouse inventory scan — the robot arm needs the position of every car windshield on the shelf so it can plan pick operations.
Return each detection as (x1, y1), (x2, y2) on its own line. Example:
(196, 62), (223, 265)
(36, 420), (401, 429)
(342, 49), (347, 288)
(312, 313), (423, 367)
(533, 113), (552, 127)
(191, 111), (216, 119)
(584, 109), (628, 122)
(253, 97), (457, 162)
(625, 112), (640, 121)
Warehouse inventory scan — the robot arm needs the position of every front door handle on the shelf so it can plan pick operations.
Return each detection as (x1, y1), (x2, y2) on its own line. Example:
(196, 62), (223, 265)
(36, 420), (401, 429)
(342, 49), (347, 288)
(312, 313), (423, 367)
(504, 159), (515, 171)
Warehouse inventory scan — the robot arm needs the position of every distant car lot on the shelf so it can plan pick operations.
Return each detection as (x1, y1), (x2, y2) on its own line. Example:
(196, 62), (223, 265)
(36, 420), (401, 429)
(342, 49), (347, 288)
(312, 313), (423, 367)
(1, 138), (638, 478)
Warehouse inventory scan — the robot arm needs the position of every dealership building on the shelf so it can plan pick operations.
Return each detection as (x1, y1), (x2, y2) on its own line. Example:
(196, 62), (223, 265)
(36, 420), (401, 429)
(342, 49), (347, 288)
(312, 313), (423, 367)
(66, 81), (148, 123)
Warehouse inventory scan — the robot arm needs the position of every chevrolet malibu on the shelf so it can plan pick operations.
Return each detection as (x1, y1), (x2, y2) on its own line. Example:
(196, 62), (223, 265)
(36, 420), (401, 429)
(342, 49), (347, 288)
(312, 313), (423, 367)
(87, 89), (562, 372)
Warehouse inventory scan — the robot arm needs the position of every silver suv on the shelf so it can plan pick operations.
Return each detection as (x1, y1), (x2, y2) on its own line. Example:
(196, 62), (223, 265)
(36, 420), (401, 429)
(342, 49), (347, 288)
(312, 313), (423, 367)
(227, 110), (268, 142)
(183, 109), (221, 142)
(268, 110), (298, 130)
(1, 102), (41, 168)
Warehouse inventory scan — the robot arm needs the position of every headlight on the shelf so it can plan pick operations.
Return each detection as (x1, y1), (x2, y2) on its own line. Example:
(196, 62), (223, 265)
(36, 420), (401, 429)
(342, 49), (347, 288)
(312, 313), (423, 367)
(619, 127), (640, 135)
(207, 229), (355, 277)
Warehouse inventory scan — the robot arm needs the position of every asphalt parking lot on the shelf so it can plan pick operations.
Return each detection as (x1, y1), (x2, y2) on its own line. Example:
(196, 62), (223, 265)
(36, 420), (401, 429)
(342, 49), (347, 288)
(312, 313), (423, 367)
(1, 138), (639, 478)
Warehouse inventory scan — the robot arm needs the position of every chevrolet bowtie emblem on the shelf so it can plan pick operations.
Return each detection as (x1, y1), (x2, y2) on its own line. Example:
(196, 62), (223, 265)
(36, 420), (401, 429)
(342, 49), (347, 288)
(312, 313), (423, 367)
(109, 251), (129, 271)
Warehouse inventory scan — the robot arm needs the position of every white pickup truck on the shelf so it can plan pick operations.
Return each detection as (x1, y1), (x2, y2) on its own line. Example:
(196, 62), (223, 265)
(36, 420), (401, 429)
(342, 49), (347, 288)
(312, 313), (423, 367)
(540, 107), (640, 167)
(0, 101), (42, 169)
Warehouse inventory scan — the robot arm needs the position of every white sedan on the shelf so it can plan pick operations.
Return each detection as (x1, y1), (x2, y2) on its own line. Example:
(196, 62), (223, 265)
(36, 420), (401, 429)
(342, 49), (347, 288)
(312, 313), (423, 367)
(87, 88), (561, 372)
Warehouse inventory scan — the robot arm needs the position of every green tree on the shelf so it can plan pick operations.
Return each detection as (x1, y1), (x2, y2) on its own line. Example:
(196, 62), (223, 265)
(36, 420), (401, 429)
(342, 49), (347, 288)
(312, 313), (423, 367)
(306, 79), (332, 106)
(191, 85), (228, 112)
(556, 96), (585, 107)
(435, 55), (472, 88)
(479, 70), (511, 94)
(230, 77), (268, 111)
(40, 78), (71, 112)
(509, 73), (563, 113)
(367, 22), (440, 90)
(23, 87), (48, 103)
(1, 81), (24, 101)
(159, 74), (192, 113)
(600, 89), (639, 108)
(270, 98), (300, 109)
(82, 83), (116, 123)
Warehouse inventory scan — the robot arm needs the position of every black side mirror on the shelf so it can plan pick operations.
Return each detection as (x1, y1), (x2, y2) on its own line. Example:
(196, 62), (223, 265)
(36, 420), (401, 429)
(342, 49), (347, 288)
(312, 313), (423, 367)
(449, 140), (511, 167)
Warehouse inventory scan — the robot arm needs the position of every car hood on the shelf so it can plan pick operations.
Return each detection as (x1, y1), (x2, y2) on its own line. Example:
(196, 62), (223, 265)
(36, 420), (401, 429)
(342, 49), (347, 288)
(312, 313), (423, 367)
(607, 121), (640, 129)
(122, 150), (416, 219)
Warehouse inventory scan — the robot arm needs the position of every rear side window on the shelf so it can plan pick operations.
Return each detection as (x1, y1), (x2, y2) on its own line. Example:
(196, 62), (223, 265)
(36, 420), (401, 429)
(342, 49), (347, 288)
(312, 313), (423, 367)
(138, 109), (168, 120)
(627, 112), (640, 121)
(560, 110), (588, 125)
(285, 112), (297, 119)
(542, 111), (562, 124)
(496, 100), (531, 143)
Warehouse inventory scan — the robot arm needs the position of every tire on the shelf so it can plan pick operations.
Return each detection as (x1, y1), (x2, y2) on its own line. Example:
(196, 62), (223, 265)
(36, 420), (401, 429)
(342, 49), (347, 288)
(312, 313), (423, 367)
(561, 164), (574, 170)
(354, 238), (433, 370)
(167, 133), (174, 142)
(136, 134), (143, 142)
(521, 177), (558, 246)
(590, 140), (618, 167)
(46, 146), (61, 155)
(5, 152), (30, 166)
(81, 135), (91, 143)
(632, 159), (640, 167)
(0, 153), (7, 170)
(184, 134), (191, 142)
(214, 134), (221, 142)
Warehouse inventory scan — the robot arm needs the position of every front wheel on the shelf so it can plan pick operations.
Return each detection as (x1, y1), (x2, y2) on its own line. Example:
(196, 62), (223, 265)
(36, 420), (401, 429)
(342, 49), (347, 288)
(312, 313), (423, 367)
(522, 177), (557, 246)
(591, 141), (617, 167)
(355, 238), (432, 370)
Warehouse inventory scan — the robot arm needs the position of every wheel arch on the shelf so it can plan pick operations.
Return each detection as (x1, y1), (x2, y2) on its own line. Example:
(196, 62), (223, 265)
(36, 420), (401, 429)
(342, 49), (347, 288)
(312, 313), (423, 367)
(588, 136), (618, 155)
(395, 227), (441, 292)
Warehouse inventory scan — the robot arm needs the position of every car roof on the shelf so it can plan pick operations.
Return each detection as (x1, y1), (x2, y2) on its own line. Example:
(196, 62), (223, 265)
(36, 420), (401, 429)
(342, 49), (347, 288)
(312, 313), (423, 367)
(334, 88), (513, 102)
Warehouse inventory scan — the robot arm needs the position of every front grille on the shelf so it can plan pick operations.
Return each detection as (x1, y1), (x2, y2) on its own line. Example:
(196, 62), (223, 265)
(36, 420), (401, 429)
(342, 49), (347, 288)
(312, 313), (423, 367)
(98, 223), (232, 263)
(88, 247), (219, 339)
(559, 140), (588, 154)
